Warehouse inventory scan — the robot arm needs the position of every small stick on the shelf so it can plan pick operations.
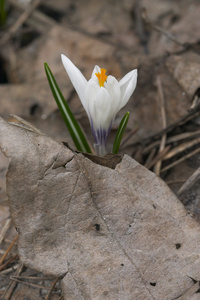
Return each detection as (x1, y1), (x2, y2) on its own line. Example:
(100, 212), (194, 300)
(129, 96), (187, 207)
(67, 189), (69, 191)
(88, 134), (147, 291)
(142, 130), (200, 155)
(144, 148), (156, 168)
(141, 8), (184, 47)
(161, 147), (200, 173)
(166, 179), (186, 185)
(132, 104), (200, 148)
(0, 235), (18, 266)
(163, 137), (200, 160)
(135, 2), (148, 49)
(1, 263), (24, 299)
(9, 114), (45, 135)
(120, 127), (139, 149)
(9, 277), (51, 290)
(178, 167), (200, 196)
(145, 145), (170, 170)
(0, 0), (42, 48)
(7, 0), (55, 30)
(12, 275), (55, 281)
(0, 218), (11, 245)
(0, 264), (19, 275)
(154, 76), (167, 175)
(45, 276), (61, 300)
(0, 254), (18, 271)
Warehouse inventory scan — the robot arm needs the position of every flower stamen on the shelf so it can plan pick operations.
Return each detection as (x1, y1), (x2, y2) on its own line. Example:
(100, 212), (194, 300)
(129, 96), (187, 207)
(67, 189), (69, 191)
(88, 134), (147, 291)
(95, 68), (107, 87)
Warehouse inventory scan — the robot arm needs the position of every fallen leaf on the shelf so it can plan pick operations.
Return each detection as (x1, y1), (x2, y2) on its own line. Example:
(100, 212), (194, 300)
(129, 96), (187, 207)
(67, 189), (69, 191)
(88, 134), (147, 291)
(166, 51), (200, 98)
(0, 149), (9, 203)
(1, 116), (200, 299)
(16, 26), (120, 83)
(0, 76), (71, 119)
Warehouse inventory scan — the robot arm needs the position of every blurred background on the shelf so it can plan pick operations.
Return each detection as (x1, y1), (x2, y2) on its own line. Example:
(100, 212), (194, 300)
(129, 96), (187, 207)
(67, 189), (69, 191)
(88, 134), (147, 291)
(1, 0), (200, 298)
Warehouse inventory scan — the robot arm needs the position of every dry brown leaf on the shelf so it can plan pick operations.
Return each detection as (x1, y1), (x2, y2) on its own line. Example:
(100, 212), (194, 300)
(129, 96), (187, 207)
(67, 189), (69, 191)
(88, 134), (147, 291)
(0, 149), (9, 203)
(16, 26), (120, 83)
(1, 116), (200, 299)
(0, 75), (71, 119)
(166, 51), (200, 98)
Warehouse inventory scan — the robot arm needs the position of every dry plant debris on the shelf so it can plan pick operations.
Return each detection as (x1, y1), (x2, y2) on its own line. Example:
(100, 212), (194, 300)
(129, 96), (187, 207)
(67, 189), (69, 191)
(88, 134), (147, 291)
(1, 0), (200, 298)
(1, 117), (200, 299)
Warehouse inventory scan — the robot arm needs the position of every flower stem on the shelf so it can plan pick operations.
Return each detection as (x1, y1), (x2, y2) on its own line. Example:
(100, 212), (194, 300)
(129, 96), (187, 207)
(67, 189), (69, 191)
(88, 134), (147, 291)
(94, 143), (106, 156)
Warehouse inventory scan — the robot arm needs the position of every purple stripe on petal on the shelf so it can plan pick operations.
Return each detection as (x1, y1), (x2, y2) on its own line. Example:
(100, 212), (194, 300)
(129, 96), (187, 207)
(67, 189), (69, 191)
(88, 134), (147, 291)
(90, 118), (98, 144)
(90, 117), (113, 153)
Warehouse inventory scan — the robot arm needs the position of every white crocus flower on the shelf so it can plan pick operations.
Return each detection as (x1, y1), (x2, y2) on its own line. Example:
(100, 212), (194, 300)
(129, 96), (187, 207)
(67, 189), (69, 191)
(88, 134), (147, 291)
(61, 54), (137, 156)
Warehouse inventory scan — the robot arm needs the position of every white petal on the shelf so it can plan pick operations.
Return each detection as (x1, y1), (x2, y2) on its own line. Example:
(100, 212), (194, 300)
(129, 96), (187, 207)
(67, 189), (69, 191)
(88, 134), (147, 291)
(61, 54), (87, 109)
(104, 75), (121, 114)
(85, 80), (113, 131)
(91, 65), (101, 79)
(95, 88), (113, 130)
(91, 65), (101, 85)
(85, 79), (100, 113)
(119, 69), (137, 110)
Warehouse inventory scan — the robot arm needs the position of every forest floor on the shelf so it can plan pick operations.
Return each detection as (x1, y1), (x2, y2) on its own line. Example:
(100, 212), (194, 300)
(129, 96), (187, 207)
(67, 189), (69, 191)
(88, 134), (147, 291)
(1, 0), (200, 299)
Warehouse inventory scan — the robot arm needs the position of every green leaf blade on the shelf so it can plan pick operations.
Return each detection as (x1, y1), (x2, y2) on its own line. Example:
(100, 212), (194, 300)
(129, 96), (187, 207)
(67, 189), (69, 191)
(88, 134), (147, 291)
(44, 62), (92, 153)
(0, 0), (6, 27)
(112, 112), (130, 154)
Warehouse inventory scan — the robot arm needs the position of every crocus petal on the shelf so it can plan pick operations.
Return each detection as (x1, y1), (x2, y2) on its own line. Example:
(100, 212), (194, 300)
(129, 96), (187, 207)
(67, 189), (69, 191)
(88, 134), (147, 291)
(91, 65), (101, 79)
(104, 75), (121, 114)
(85, 79), (100, 120)
(85, 80), (112, 131)
(61, 54), (87, 110)
(119, 69), (137, 110)
(95, 87), (113, 130)
(90, 65), (101, 85)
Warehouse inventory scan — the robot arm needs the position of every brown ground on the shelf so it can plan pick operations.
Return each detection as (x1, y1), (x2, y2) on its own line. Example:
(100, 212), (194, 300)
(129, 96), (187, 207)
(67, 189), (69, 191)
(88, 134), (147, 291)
(1, 0), (200, 298)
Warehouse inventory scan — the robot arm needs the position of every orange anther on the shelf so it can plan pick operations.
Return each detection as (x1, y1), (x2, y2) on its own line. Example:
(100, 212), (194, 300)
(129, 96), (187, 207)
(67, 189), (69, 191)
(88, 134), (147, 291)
(95, 68), (107, 87)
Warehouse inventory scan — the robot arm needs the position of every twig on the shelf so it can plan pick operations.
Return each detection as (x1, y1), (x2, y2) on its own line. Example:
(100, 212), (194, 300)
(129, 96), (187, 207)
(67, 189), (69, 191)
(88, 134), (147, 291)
(45, 276), (61, 300)
(4, 238), (15, 244)
(166, 179), (186, 185)
(0, 218), (11, 245)
(0, 235), (18, 266)
(161, 147), (200, 173)
(141, 8), (184, 47)
(12, 275), (55, 280)
(178, 167), (200, 197)
(0, 264), (19, 275)
(132, 104), (200, 148)
(9, 114), (45, 135)
(0, 254), (18, 272)
(142, 130), (200, 155)
(0, 0), (42, 48)
(9, 277), (51, 290)
(1, 263), (24, 300)
(135, 1), (148, 50)
(154, 76), (167, 175)
(163, 137), (200, 160)
(7, 0), (55, 32)
(145, 146), (170, 170)
(120, 127), (139, 149)
(7, 0), (133, 52)
(144, 148), (156, 168)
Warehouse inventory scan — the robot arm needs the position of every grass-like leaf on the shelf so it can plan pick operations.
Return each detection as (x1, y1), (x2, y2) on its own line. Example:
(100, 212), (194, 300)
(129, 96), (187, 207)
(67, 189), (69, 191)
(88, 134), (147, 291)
(112, 112), (130, 154)
(44, 62), (92, 153)
(0, 0), (6, 26)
